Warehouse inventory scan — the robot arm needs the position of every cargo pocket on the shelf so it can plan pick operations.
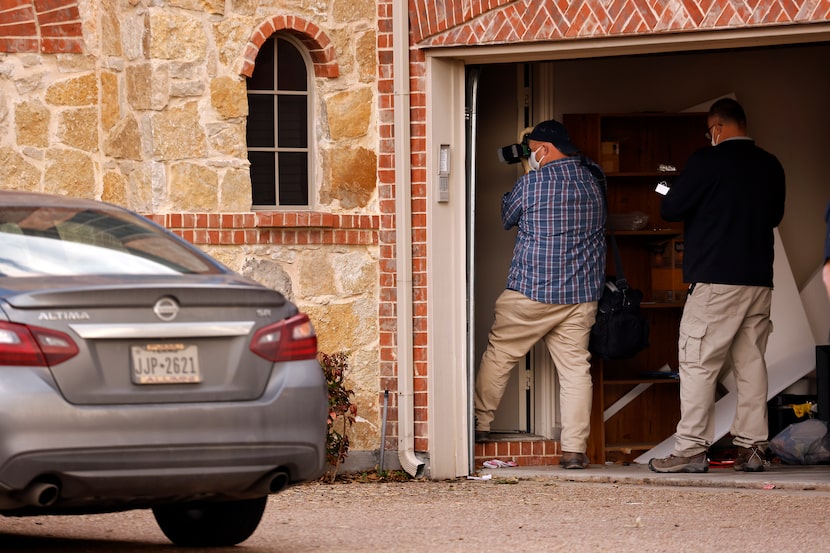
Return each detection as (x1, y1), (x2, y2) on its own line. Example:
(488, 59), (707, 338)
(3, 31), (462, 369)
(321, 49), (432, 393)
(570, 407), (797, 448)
(679, 322), (707, 365)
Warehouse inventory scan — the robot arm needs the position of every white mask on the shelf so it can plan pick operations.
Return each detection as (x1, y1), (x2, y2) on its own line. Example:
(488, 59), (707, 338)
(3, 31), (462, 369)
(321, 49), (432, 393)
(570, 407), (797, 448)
(709, 125), (720, 147)
(528, 147), (544, 171)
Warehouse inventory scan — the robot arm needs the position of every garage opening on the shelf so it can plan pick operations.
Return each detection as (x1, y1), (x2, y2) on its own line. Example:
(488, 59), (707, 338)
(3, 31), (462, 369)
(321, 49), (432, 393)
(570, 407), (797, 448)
(468, 41), (830, 467)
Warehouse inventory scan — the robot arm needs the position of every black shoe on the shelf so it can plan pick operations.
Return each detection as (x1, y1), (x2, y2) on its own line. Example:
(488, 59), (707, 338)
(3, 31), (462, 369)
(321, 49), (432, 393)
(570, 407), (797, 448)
(474, 430), (490, 443)
(559, 451), (589, 469)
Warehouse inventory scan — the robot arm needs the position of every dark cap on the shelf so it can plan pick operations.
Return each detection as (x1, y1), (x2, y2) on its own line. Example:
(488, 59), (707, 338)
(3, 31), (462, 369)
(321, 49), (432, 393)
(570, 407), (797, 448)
(526, 120), (579, 155)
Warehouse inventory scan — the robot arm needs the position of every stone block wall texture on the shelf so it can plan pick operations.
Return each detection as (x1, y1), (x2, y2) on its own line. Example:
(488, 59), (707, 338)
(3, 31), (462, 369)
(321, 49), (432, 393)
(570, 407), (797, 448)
(0, 0), (383, 452)
(1, 0), (829, 469)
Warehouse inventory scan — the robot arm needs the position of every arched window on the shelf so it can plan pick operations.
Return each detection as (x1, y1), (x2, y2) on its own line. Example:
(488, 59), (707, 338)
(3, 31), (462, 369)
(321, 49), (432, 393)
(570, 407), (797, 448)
(246, 35), (312, 208)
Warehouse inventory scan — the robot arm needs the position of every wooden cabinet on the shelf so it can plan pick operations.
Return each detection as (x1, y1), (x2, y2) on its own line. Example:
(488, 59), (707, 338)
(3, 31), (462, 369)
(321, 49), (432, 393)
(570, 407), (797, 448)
(563, 112), (708, 464)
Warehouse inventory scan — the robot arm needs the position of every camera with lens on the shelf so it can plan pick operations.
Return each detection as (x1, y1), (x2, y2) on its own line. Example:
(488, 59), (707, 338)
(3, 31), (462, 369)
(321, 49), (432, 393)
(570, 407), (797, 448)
(497, 135), (530, 164)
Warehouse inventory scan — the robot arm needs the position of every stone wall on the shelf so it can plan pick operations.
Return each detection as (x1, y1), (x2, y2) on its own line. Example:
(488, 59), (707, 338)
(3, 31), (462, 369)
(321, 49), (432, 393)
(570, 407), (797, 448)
(0, 0), (383, 453)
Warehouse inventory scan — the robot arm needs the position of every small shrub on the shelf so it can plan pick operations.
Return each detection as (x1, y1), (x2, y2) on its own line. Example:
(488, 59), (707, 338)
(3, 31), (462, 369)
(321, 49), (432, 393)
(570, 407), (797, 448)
(333, 469), (413, 483)
(319, 351), (357, 483)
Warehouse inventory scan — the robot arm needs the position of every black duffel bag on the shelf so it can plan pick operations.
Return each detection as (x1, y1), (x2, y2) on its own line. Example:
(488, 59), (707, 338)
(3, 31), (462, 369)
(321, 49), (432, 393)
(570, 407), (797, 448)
(590, 276), (650, 360)
(584, 161), (650, 360)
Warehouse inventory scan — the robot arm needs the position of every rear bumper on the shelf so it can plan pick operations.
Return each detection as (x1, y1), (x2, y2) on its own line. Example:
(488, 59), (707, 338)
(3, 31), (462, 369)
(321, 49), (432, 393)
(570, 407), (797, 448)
(0, 360), (327, 511)
(0, 443), (320, 511)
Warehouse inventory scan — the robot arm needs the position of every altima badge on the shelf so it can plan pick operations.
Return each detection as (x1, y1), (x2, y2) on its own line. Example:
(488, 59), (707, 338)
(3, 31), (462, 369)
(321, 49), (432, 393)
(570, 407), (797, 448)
(38, 311), (90, 321)
(153, 297), (179, 321)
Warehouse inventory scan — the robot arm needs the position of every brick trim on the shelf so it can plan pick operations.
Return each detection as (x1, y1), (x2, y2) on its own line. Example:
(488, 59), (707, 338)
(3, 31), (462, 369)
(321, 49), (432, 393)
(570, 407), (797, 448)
(377, 1), (432, 453)
(408, 0), (512, 43)
(239, 15), (340, 79)
(475, 438), (561, 468)
(145, 211), (379, 247)
(413, 0), (830, 46)
(0, 0), (83, 53)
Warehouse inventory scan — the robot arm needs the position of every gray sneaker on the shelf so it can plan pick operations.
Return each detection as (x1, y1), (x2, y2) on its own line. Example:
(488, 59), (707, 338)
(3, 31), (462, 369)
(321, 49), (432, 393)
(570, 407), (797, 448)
(648, 451), (709, 473)
(733, 446), (766, 472)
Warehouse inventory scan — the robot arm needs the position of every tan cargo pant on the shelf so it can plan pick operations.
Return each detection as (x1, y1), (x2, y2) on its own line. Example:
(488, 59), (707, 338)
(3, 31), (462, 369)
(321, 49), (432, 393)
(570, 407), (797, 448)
(672, 283), (773, 457)
(474, 289), (597, 453)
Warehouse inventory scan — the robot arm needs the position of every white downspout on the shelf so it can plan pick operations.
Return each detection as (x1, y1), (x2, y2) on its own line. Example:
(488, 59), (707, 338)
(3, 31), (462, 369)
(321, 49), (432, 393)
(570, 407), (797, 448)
(393, 0), (424, 477)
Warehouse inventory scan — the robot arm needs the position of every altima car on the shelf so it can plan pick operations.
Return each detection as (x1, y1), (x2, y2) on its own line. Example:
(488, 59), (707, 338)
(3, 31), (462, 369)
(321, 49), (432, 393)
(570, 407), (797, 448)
(0, 191), (327, 546)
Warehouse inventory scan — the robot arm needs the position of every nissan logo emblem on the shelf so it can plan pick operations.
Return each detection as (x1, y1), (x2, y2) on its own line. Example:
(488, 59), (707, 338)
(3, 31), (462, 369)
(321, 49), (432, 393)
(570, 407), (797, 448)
(153, 297), (179, 321)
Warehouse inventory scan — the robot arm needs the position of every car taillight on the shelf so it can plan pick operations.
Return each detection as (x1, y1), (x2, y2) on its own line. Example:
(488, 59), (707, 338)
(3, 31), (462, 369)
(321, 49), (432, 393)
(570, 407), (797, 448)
(250, 313), (318, 362)
(0, 321), (79, 366)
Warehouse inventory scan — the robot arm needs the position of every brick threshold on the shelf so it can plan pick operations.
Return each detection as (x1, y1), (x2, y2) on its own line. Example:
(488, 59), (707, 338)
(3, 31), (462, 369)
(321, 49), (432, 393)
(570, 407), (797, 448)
(474, 433), (561, 468)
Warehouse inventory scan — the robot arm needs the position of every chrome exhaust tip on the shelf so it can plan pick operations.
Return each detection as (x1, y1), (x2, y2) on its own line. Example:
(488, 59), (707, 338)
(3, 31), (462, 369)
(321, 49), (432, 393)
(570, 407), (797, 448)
(20, 482), (60, 507)
(249, 469), (291, 495)
(269, 471), (290, 493)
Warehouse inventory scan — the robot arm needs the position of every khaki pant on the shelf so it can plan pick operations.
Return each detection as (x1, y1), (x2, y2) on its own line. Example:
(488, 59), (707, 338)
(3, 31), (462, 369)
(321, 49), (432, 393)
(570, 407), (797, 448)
(672, 283), (773, 456)
(474, 289), (597, 453)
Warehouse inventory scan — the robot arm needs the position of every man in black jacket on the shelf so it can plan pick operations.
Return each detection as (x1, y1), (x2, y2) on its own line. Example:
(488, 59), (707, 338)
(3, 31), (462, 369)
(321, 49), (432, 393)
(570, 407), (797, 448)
(649, 98), (786, 473)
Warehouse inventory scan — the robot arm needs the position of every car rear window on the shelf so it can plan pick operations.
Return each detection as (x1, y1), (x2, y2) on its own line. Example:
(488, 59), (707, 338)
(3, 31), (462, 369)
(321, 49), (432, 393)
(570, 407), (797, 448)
(0, 206), (219, 276)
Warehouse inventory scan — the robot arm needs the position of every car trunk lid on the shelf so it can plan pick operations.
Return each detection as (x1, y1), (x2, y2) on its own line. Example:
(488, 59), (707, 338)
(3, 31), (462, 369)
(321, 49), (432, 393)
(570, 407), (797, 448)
(0, 276), (297, 405)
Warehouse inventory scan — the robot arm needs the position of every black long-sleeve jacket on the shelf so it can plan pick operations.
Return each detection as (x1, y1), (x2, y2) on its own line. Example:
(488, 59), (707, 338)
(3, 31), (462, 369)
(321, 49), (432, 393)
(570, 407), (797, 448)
(661, 138), (786, 287)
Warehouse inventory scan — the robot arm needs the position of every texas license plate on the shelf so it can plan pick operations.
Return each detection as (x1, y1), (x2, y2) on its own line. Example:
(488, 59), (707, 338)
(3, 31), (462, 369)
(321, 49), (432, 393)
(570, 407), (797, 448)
(131, 343), (201, 384)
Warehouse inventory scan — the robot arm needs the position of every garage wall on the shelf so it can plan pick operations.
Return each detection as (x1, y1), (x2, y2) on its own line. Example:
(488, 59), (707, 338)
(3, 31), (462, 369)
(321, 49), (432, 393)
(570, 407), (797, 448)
(551, 42), (830, 290)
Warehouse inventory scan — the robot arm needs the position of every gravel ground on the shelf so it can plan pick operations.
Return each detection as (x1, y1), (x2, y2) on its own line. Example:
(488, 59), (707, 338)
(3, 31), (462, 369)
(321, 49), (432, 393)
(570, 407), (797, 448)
(261, 478), (830, 552)
(2, 476), (828, 552)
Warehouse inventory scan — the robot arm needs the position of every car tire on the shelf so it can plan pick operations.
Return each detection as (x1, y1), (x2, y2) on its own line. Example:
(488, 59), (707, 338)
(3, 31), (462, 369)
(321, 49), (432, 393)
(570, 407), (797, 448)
(152, 496), (268, 547)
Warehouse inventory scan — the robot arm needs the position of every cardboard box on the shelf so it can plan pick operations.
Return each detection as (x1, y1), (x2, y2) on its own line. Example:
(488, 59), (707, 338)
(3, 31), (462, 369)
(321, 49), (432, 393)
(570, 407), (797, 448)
(651, 238), (686, 302)
(600, 141), (619, 173)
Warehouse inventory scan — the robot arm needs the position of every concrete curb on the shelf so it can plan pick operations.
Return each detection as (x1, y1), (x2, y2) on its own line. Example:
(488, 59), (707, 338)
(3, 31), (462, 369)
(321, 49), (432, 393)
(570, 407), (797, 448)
(479, 463), (830, 492)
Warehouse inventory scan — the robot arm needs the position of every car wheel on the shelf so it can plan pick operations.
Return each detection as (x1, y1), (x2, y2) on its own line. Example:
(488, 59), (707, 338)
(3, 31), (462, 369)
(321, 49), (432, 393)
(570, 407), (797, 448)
(152, 496), (268, 547)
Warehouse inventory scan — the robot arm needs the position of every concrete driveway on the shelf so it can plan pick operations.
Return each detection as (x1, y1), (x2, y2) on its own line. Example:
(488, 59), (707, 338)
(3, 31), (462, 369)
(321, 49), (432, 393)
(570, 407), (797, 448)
(1, 463), (828, 552)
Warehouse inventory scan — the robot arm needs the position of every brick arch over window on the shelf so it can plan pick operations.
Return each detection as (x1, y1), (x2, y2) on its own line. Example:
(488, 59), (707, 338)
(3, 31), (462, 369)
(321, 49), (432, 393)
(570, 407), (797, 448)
(0, 0), (83, 53)
(240, 16), (339, 78)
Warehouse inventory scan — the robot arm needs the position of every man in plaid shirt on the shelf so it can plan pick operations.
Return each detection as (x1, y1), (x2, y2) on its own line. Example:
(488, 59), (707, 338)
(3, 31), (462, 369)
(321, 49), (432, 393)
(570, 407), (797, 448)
(474, 119), (607, 469)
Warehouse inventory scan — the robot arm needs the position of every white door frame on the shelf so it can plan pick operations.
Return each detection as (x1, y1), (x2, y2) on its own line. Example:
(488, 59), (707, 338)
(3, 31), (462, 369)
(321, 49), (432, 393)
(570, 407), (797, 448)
(425, 23), (830, 480)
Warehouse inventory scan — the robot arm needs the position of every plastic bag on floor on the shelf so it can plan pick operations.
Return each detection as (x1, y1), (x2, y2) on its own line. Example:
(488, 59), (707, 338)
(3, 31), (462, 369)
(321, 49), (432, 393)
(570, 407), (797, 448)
(769, 419), (830, 464)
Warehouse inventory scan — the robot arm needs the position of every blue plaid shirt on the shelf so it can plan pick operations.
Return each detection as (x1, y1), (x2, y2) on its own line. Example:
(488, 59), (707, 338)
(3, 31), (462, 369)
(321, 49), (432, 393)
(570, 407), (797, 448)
(502, 156), (606, 305)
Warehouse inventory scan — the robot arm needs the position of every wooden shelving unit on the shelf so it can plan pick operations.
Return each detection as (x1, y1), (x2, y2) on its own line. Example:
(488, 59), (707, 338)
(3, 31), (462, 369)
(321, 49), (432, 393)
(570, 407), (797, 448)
(564, 111), (709, 464)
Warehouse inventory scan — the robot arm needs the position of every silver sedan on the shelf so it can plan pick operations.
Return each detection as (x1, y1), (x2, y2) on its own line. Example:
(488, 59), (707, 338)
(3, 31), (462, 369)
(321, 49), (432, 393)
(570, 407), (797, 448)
(0, 191), (327, 546)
